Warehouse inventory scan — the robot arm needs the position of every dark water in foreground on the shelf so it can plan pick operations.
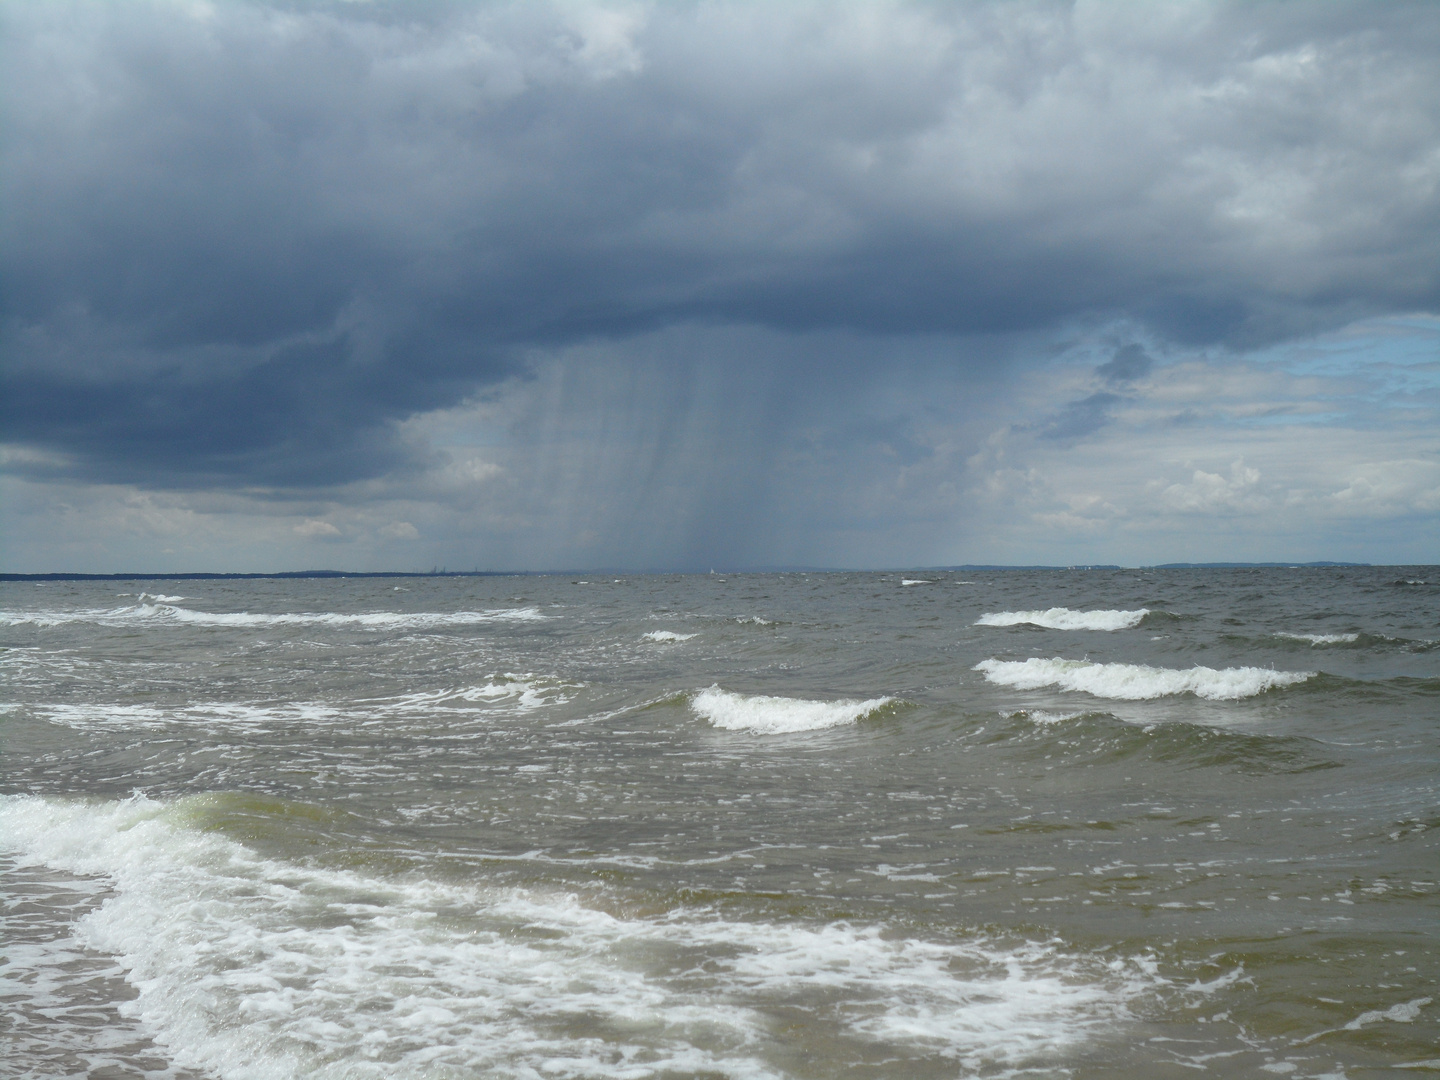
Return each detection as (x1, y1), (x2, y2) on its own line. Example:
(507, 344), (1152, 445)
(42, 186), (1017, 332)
(2, 568), (1436, 1079)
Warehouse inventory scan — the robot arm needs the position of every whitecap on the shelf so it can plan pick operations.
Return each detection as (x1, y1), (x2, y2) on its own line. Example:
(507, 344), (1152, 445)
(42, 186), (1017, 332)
(0, 603), (546, 629)
(372, 675), (569, 715)
(900, 579), (932, 586)
(691, 685), (892, 733)
(974, 657), (1313, 700)
(644, 630), (696, 642)
(30, 676), (569, 733)
(1275, 632), (1359, 645)
(0, 793), (1160, 1079)
(976, 608), (1148, 631)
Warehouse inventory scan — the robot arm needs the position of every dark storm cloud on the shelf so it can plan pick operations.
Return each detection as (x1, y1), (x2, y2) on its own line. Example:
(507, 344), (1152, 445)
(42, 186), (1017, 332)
(1037, 392), (1123, 442)
(3, 0), (1439, 489)
(1096, 345), (1153, 385)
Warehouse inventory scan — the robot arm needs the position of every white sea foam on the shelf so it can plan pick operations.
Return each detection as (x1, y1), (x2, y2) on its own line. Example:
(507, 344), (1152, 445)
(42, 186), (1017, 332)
(1294, 996), (1431, 1045)
(900, 579), (932, 586)
(976, 608), (1149, 631)
(974, 658), (1314, 700)
(643, 630), (696, 642)
(27, 676), (569, 733)
(138, 592), (188, 603)
(1343, 997), (1430, 1030)
(692, 686), (892, 733)
(1275, 632), (1359, 645)
(0, 603), (546, 629)
(370, 675), (570, 716)
(1, 793), (1156, 1079)
(0, 855), (158, 1073)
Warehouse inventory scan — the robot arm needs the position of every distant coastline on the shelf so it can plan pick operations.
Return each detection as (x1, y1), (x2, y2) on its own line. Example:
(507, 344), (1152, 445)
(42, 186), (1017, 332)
(0, 561), (1385, 582)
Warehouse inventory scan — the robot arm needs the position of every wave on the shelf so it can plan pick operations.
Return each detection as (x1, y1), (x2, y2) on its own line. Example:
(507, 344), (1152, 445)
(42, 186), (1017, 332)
(0, 602), (546, 629)
(1258, 630), (1435, 653)
(0, 793), (1156, 1079)
(974, 657), (1314, 700)
(1274, 631), (1360, 645)
(900, 579), (932, 586)
(27, 676), (571, 732)
(643, 630), (696, 642)
(976, 608), (1148, 631)
(691, 685), (893, 733)
(369, 676), (570, 715)
(992, 710), (1340, 774)
(1002, 708), (1086, 725)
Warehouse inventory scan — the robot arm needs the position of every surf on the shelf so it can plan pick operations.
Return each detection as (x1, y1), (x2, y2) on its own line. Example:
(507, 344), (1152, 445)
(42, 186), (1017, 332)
(974, 657), (1314, 700)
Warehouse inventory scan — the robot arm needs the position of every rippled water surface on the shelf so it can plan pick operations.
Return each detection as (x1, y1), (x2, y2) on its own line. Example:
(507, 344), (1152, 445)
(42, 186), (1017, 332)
(2, 568), (1436, 1078)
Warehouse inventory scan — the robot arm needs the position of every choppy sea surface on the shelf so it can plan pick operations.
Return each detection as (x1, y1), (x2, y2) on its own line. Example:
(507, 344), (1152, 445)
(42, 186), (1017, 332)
(2, 568), (1436, 1080)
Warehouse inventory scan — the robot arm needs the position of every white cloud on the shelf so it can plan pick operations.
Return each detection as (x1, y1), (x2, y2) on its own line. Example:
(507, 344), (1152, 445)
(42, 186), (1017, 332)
(379, 520), (419, 540)
(1161, 460), (1266, 514)
(293, 519), (342, 539)
(1323, 460), (1440, 515)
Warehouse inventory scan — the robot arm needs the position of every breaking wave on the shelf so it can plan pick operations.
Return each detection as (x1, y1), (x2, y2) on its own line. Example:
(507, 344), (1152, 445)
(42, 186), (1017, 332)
(0, 793), (1155, 1079)
(1275, 632), (1360, 645)
(691, 686), (893, 733)
(976, 608), (1149, 631)
(974, 657), (1314, 700)
(644, 630), (696, 642)
(0, 603), (546, 629)
(26, 676), (571, 733)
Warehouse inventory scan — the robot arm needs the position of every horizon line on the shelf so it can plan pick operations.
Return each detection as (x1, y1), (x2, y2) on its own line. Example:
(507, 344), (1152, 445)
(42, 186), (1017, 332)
(0, 561), (1403, 583)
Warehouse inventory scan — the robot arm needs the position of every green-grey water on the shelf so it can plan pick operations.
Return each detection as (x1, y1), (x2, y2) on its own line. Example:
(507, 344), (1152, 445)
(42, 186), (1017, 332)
(2, 568), (1436, 1078)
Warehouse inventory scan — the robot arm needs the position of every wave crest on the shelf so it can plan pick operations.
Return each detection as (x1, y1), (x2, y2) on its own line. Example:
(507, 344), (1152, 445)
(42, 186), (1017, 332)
(0, 793), (1153, 1079)
(1, 603), (546, 629)
(691, 686), (892, 733)
(976, 608), (1148, 631)
(1274, 632), (1359, 645)
(974, 657), (1313, 700)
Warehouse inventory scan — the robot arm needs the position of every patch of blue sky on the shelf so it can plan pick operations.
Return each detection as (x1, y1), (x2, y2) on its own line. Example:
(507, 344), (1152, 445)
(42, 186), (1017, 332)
(1225, 411), (1351, 428)
(1252, 316), (1440, 397)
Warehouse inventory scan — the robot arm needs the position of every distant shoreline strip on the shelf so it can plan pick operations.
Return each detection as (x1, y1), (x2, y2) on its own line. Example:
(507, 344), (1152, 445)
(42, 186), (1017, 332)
(0, 562), (1383, 582)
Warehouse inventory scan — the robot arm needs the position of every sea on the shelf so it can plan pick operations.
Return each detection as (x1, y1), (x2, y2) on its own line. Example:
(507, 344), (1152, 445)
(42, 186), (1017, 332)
(1, 567), (1436, 1079)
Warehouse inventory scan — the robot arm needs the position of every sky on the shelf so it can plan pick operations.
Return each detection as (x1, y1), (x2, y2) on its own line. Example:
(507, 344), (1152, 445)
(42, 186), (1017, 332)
(2, 0), (1438, 572)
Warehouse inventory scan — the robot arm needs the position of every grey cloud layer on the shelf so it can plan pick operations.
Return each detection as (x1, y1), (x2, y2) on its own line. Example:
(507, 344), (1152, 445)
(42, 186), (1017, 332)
(3, 0), (1438, 489)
